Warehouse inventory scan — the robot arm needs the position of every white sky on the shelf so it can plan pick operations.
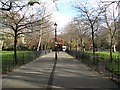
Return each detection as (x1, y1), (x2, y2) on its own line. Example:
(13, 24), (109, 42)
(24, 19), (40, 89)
(35, 0), (73, 31)
(13, 0), (119, 31)
(49, 0), (119, 30)
(7, 0), (119, 31)
(51, 11), (73, 31)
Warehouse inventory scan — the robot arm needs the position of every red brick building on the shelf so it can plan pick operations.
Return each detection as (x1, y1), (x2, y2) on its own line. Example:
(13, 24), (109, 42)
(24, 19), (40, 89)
(47, 37), (66, 50)
(25, 36), (66, 50)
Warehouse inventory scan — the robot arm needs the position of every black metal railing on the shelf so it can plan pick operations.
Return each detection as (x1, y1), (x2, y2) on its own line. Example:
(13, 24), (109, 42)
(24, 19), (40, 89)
(2, 50), (52, 74)
(66, 50), (120, 86)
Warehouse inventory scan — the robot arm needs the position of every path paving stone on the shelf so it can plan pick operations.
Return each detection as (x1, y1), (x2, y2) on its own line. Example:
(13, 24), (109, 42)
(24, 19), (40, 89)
(2, 52), (118, 89)
(2, 53), (54, 88)
(53, 52), (118, 88)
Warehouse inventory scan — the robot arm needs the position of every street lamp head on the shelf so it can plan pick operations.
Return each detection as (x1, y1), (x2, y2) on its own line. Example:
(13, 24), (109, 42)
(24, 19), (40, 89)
(54, 23), (57, 27)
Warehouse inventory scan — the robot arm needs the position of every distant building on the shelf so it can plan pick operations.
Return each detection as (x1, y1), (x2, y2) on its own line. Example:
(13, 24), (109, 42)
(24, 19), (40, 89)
(47, 37), (66, 51)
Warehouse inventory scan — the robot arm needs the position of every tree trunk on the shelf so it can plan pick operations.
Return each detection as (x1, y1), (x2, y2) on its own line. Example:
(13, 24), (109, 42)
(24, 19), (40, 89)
(37, 36), (42, 51)
(76, 38), (78, 51)
(70, 43), (71, 50)
(45, 43), (46, 50)
(41, 39), (43, 50)
(84, 48), (85, 52)
(70, 40), (72, 50)
(0, 40), (4, 50)
(80, 38), (83, 52)
(37, 30), (42, 51)
(69, 43), (71, 50)
(14, 31), (18, 65)
(110, 39), (113, 62)
(113, 44), (116, 52)
(92, 27), (95, 64)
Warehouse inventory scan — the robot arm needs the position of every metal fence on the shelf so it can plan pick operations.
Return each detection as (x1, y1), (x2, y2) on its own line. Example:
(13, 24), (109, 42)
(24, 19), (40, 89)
(2, 50), (52, 74)
(66, 50), (120, 86)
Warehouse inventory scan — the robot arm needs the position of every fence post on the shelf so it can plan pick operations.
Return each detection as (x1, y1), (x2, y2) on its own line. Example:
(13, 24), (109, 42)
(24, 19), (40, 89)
(76, 50), (77, 59)
(9, 58), (12, 71)
(29, 53), (30, 62)
(112, 56), (114, 79)
(35, 52), (36, 58)
(13, 55), (14, 67)
(8, 59), (10, 72)
(23, 53), (24, 64)
(96, 54), (98, 72)
(118, 56), (120, 87)
(103, 54), (105, 74)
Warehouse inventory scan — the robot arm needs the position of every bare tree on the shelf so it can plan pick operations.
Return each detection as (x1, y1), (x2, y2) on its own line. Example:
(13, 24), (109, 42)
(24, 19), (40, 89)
(1, 0), (49, 64)
(74, 18), (90, 52)
(63, 21), (78, 50)
(0, 0), (12, 11)
(74, 1), (105, 64)
(62, 19), (89, 51)
(36, 20), (53, 51)
(104, 4), (118, 62)
(0, 0), (41, 10)
(94, 25), (109, 51)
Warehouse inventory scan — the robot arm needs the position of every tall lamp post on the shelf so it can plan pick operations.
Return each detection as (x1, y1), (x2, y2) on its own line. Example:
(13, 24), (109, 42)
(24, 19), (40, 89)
(54, 23), (57, 60)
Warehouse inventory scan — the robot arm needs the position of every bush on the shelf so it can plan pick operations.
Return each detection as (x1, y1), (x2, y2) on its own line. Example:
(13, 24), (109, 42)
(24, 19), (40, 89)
(17, 46), (28, 51)
(2, 46), (14, 51)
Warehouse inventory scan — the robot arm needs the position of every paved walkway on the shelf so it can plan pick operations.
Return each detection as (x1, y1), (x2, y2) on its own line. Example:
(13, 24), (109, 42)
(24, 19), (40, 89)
(2, 52), (118, 89)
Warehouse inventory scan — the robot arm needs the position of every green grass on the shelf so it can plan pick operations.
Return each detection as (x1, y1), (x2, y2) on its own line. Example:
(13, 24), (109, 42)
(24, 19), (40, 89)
(2, 51), (33, 61)
(85, 51), (120, 62)
(2, 51), (32, 55)
(1, 50), (50, 74)
(72, 50), (120, 75)
(85, 51), (119, 56)
(84, 51), (120, 75)
(109, 65), (120, 75)
(1, 51), (35, 73)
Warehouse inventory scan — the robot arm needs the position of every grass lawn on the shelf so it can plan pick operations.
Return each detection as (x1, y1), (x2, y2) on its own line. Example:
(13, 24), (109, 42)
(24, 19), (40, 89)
(2, 51), (33, 61)
(85, 51), (120, 56)
(84, 51), (120, 75)
(85, 51), (120, 61)
(1, 50), (50, 74)
(1, 51), (35, 73)
(2, 51), (32, 55)
(85, 51), (119, 56)
(109, 65), (120, 75)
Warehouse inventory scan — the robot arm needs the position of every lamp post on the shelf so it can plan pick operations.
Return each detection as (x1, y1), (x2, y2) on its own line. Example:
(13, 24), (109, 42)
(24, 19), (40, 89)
(54, 23), (57, 60)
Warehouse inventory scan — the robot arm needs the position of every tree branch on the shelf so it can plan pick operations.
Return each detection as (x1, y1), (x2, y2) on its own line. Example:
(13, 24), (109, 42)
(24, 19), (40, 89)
(0, 1), (12, 11)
